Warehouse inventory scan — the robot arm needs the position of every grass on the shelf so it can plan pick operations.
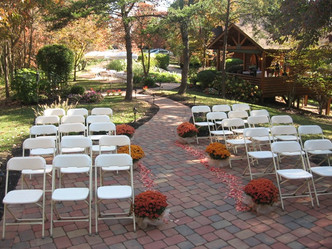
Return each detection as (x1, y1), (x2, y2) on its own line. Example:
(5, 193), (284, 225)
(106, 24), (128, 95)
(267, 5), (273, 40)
(156, 89), (332, 140)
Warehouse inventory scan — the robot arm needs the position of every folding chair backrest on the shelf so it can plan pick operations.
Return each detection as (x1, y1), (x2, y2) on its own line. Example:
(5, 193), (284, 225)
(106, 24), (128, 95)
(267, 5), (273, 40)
(86, 115), (111, 124)
(99, 135), (131, 154)
(212, 105), (231, 112)
(89, 122), (116, 134)
(298, 125), (324, 137)
(58, 123), (86, 134)
(232, 103), (250, 112)
(244, 127), (270, 138)
(192, 105), (211, 114)
(61, 115), (85, 124)
(228, 110), (248, 119)
(23, 137), (55, 151)
(95, 154), (132, 169)
(35, 115), (60, 125)
(222, 118), (245, 129)
(271, 141), (302, 154)
(44, 108), (65, 117)
(250, 109), (270, 117)
(91, 107), (113, 116)
(60, 136), (92, 150)
(30, 125), (57, 137)
(271, 115), (293, 125)
(7, 156), (46, 171)
(247, 115), (270, 127)
(206, 112), (227, 121)
(53, 154), (91, 169)
(304, 139), (332, 151)
(67, 108), (88, 116)
(271, 125), (297, 136)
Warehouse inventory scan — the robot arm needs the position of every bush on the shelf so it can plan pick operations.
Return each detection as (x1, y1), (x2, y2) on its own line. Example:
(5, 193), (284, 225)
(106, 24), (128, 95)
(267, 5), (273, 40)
(155, 54), (170, 70)
(142, 76), (156, 87)
(70, 85), (85, 95)
(36, 44), (74, 91)
(197, 70), (217, 89)
(226, 58), (243, 73)
(11, 68), (39, 104)
(106, 59), (126, 71)
(190, 55), (202, 68)
(150, 72), (181, 83)
(82, 90), (104, 103)
(138, 53), (157, 68)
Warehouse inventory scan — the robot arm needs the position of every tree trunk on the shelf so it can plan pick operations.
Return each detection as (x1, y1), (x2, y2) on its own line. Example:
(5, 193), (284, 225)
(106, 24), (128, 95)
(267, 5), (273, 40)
(3, 44), (10, 98)
(123, 19), (133, 101)
(141, 47), (148, 77)
(221, 0), (231, 98)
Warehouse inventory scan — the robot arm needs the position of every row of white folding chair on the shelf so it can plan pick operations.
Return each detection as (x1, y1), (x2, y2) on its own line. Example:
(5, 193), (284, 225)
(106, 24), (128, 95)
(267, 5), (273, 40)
(43, 107), (113, 117)
(3, 135), (135, 239)
(212, 103), (251, 112)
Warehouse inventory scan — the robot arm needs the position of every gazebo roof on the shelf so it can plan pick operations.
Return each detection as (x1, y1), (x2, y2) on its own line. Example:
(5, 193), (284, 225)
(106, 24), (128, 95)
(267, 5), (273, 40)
(208, 23), (289, 53)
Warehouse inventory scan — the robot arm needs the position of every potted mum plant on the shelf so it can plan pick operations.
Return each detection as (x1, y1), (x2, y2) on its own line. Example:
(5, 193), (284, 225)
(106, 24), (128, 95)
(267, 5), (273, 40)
(118, 144), (145, 168)
(116, 124), (135, 138)
(176, 122), (198, 144)
(205, 142), (231, 167)
(243, 178), (279, 215)
(134, 190), (169, 229)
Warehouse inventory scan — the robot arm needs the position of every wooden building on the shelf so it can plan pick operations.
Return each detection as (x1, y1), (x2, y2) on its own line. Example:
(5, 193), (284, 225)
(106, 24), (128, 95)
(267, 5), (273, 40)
(208, 23), (311, 101)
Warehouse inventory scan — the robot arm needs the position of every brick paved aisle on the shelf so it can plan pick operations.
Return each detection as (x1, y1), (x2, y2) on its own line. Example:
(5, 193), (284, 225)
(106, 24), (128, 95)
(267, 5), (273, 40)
(1, 94), (331, 249)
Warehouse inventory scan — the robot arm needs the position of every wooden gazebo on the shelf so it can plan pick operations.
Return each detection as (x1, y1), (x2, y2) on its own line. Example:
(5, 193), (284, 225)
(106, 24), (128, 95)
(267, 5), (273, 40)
(208, 23), (311, 101)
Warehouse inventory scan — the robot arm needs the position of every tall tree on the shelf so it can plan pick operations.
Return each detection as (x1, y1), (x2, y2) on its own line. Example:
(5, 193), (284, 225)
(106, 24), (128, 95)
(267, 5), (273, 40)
(47, 0), (162, 101)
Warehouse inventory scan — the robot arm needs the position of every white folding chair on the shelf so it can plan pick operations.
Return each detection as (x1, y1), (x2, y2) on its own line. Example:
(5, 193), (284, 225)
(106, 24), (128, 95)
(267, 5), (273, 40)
(67, 108), (89, 117)
(243, 128), (277, 179)
(50, 154), (92, 236)
(61, 115), (85, 125)
(35, 115), (60, 126)
(94, 154), (136, 234)
(89, 122), (116, 153)
(221, 118), (251, 168)
(304, 139), (332, 205)
(192, 105), (215, 144)
(86, 115), (111, 134)
(206, 112), (231, 142)
(232, 103), (251, 112)
(60, 136), (92, 155)
(91, 107), (113, 117)
(212, 104), (231, 113)
(2, 157), (46, 239)
(271, 141), (318, 210)
(298, 125), (325, 147)
(22, 137), (56, 189)
(44, 108), (65, 117)
(271, 115), (293, 126)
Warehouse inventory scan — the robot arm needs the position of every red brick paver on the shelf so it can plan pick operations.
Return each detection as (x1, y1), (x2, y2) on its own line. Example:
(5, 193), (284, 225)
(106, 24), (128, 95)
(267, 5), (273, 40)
(0, 93), (331, 248)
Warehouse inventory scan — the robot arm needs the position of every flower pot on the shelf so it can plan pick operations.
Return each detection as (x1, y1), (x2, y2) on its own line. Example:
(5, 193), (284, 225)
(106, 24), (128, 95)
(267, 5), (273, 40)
(136, 209), (169, 229)
(177, 136), (195, 144)
(207, 157), (229, 168)
(243, 195), (276, 215)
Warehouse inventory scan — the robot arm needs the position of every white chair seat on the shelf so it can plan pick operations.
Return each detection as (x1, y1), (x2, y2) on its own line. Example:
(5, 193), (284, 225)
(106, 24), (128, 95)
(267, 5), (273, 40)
(3, 189), (43, 204)
(274, 135), (298, 141)
(226, 139), (251, 145)
(248, 151), (277, 159)
(92, 145), (116, 152)
(195, 121), (214, 126)
(232, 128), (244, 134)
(30, 148), (56, 155)
(89, 135), (104, 141)
(61, 167), (90, 174)
(311, 166), (332, 177)
(281, 151), (305, 156)
(252, 135), (273, 142)
(277, 169), (313, 179)
(61, 148), (85, 153)
(210, 130), (233, 136)
(22, 164), (52, 175)
(101, 166), (130, 171)
(52, 188), (89, 201)
(97, 185), (132, 199)
(308, 150), (332, 155)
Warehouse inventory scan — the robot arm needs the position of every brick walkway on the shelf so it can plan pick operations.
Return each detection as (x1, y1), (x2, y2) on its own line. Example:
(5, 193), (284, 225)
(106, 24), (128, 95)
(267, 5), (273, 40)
(1, 94), (331, 249)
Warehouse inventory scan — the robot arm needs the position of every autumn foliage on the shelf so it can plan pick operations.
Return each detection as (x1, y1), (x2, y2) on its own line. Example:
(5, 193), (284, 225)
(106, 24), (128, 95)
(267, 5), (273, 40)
(134, 190), (168, 219)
